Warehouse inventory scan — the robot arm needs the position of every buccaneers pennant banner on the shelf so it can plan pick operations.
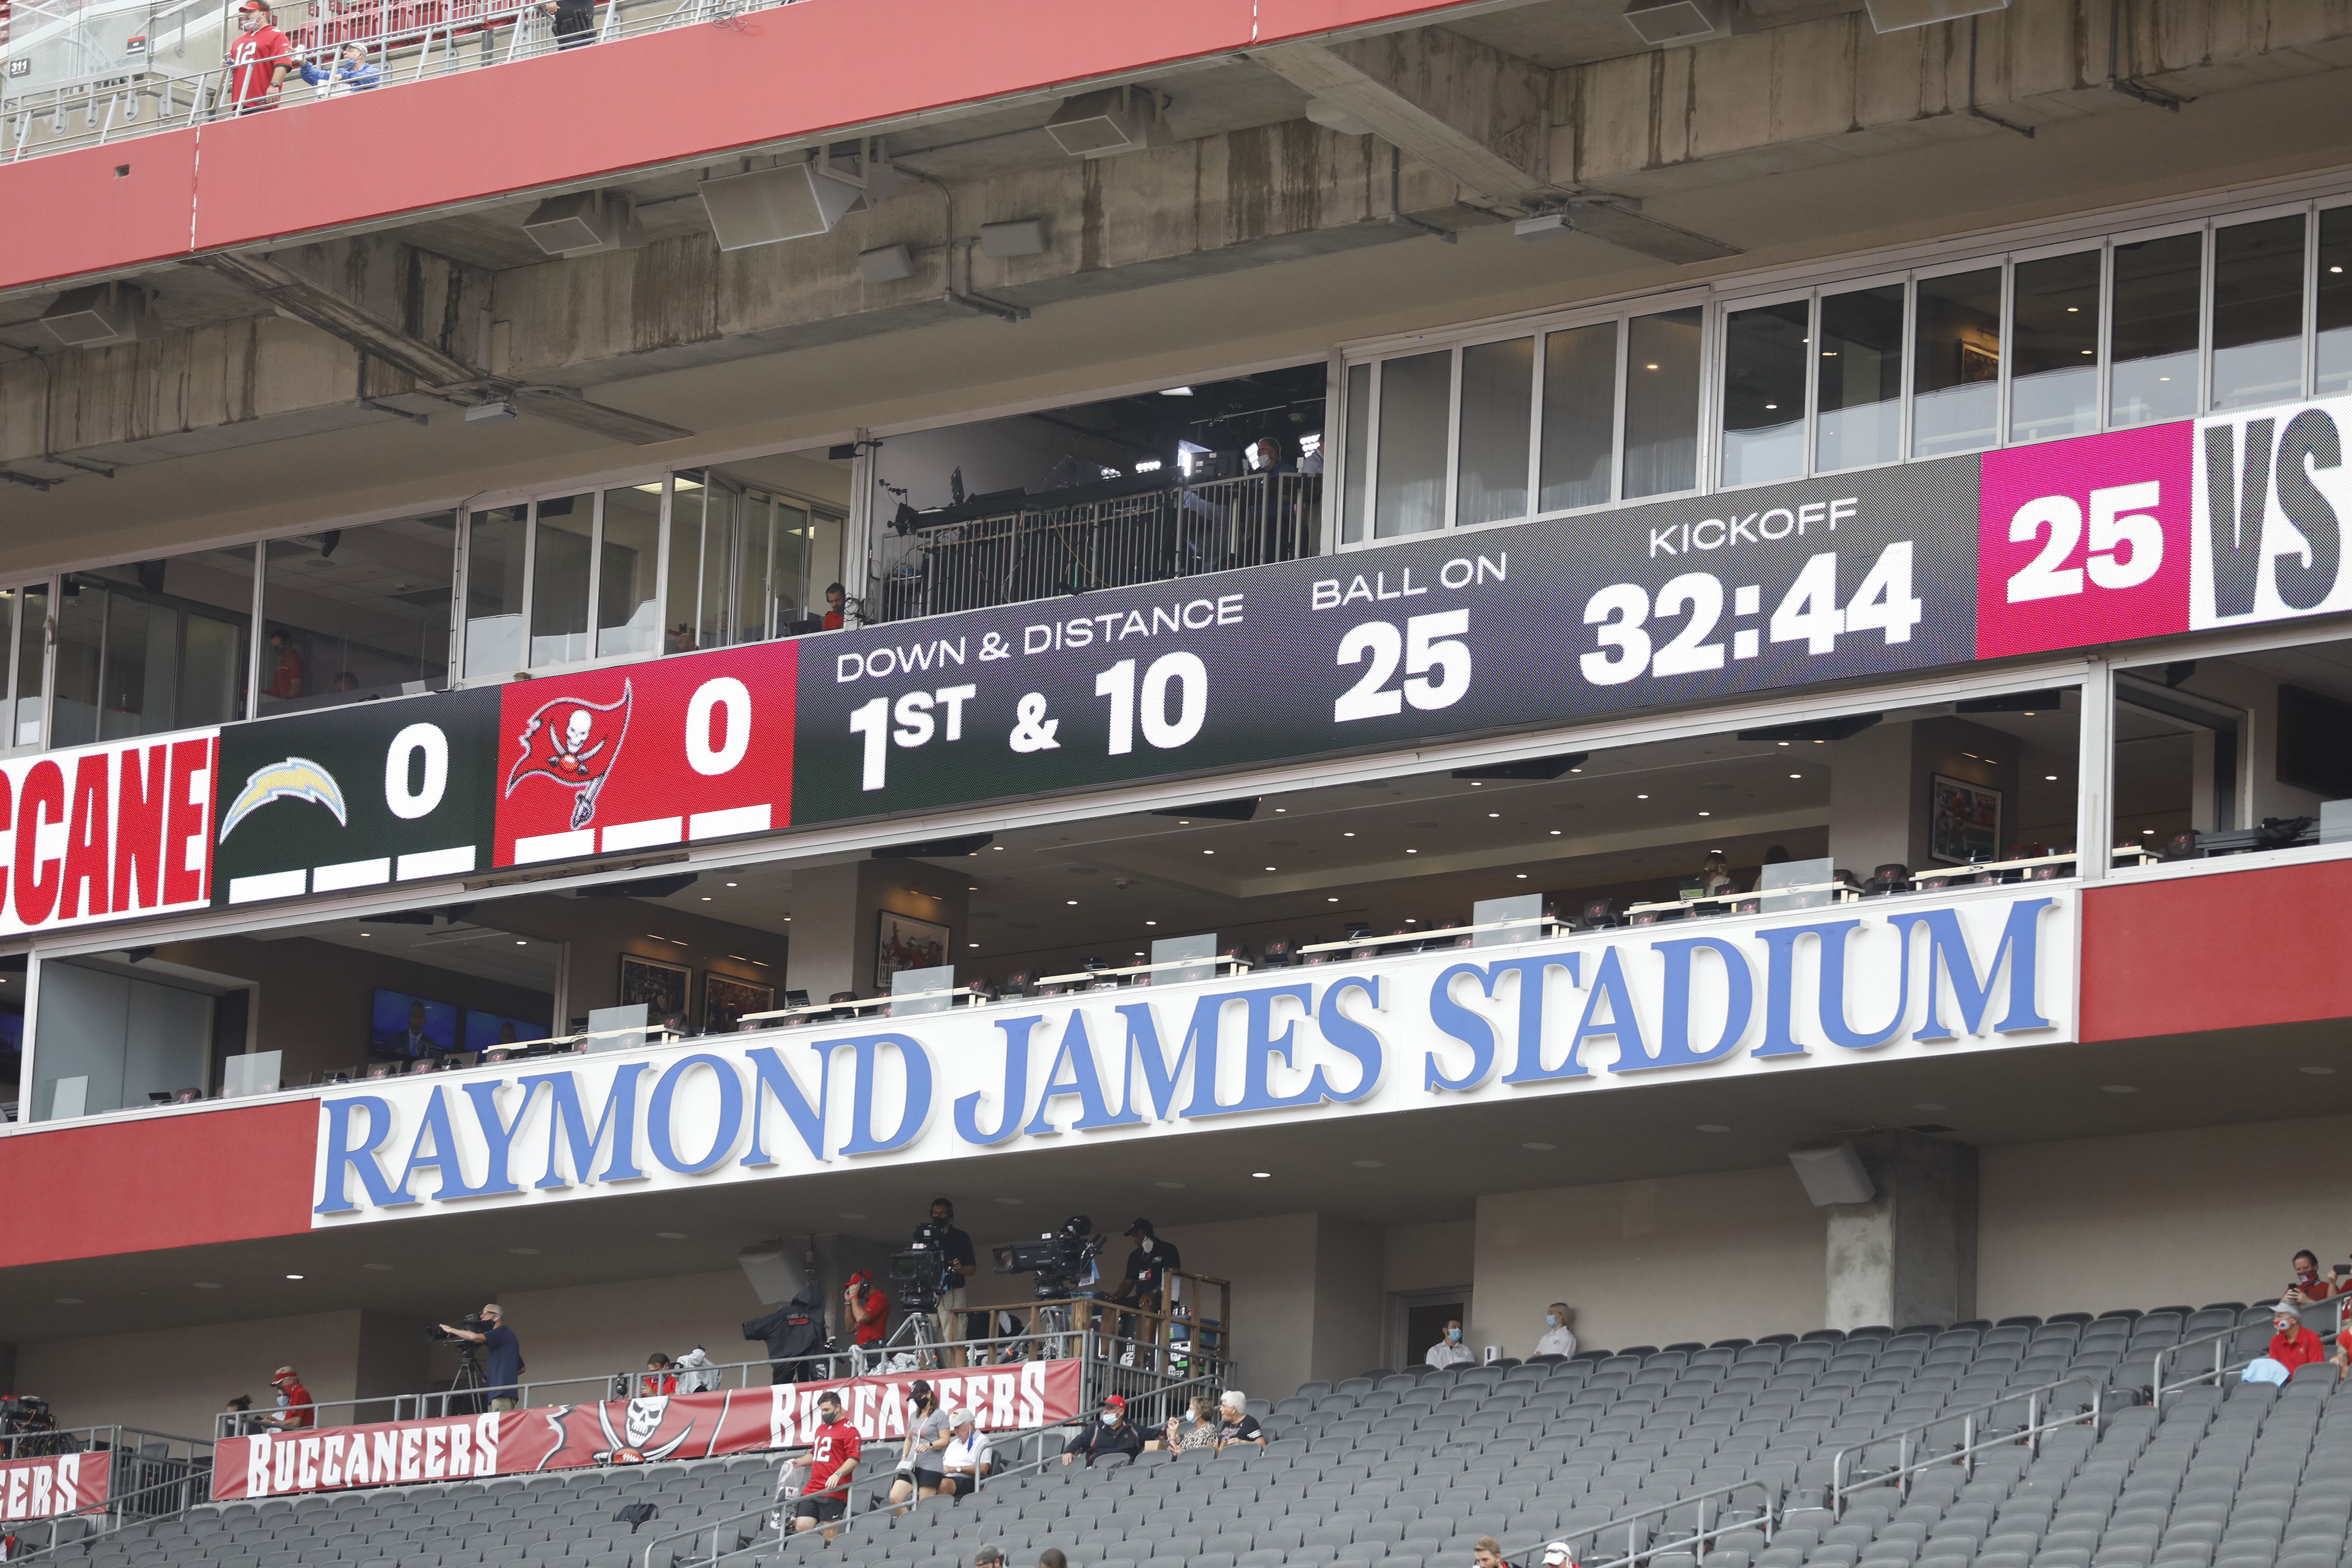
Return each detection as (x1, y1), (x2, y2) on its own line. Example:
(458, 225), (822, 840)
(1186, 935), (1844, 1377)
(212, 1359), (1079, 1501)
(1, 1451), (110, 1522)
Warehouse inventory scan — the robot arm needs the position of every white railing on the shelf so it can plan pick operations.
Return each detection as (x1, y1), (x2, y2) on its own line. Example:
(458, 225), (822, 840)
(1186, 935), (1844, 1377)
(2, 0), (800, 161)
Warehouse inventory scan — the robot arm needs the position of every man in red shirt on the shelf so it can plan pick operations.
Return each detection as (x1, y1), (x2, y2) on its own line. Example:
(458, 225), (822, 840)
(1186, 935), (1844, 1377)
(844, 1271), (889, 1368)
(2285, 1251), (2335, 1305)
(2267, 1302), (2325, 1374)
(223, 2), (294, 114)
(791, 1391), (861, 1543)
(266, 1366), (314, 1430)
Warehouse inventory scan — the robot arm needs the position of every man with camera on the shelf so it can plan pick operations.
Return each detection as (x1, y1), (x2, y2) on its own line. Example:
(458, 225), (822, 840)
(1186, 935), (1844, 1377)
(923, 1198), (979, 1357)
(1110, 1218), (1180, 1365)
(438, 1304), (524, 1411)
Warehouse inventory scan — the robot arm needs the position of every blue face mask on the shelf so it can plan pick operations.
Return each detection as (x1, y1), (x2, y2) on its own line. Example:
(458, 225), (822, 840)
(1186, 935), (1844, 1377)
(1546, 1315), (1560, 1328)
(1100, 1411), (1120, 1426)
(1446, 1328), (1461, 1342)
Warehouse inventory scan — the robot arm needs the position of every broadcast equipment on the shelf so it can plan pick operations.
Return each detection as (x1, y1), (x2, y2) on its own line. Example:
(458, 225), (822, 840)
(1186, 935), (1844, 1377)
(993, 1215), (1106, 1300)
(891, 1219), (956, 1315)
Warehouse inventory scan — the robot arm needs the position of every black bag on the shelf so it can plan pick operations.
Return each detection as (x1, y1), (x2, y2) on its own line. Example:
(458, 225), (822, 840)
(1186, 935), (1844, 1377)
(615, 1502), (659, 1532)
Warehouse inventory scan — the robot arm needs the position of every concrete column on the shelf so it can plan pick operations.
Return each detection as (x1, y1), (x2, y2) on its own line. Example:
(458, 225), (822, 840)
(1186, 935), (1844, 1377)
(782, 858), (972, 1004)
(1823, 1129), (1978, 1331)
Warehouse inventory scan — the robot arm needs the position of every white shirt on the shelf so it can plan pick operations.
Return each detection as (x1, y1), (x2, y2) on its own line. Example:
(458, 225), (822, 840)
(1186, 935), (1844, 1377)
(942, 1431), (991, 1474)
(1536, 1327), (1578, 1357)
(1425, 1340), (1475, 1368)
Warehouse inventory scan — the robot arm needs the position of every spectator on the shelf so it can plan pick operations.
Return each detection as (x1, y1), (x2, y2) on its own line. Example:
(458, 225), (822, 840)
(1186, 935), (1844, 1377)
(1214, 1390), (1264, 1452)
(263, 628), (304, 700)
(2267, 1300), (2325, 1374)
(1041, 1553), (1068, 1568)
(939, 1407), (991, 1496)
(299, 42), (379, 97)
(743, 1281), (828, 1383)
(1426, 1318), (1474, 1369)
(1473, 1537), (1516, 1568)
(1061, 1393), (1143, 1467)
(2331, 1312), (2352, 1382)
(671, 623), (697, 654)
(974, 1550), (1004, 1568)
(790, 1391), (862, 1542)
(1541, 1543), (1578, 1568)
(844, 1271), (890, 1370)
(638, 1353), (676, 1397)
(1536, 1304), (1578, 1358)
(438, 1304), (524, 1410)
(821, 583), (849, 631)
(1163, 1395), (1218, 1455)
(673, 1346), (720, 1393)
(223, 1394), (257, 1436)
(887, 1380), (949, 1512)
(2286, 1250), (2335, 1304)
(223, 2), (294, 114)
(532, 0), (596, 48)
(266, 1367), (314, 1430)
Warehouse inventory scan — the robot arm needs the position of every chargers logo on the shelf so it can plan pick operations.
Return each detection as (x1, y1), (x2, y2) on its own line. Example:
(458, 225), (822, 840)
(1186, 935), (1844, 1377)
(505, 683), (633, 832)
(220, 758), (349, 840)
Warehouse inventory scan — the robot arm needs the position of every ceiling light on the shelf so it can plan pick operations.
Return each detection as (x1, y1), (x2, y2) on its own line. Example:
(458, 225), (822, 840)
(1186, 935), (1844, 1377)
(2045, 774), (2059, 781)
(1146, 919), (1158, 925)
(2301, 1066), (2337, 1076)
(1066, 900), (1078, 906)
(1698, 810), (1711, 817)
(1160, 386), (1194, 397)
(1343, 831), (1355, 837)
(1550, 830), (1561, 836)
(727, 881), (739, 887)
(1777, 741), (1790, 747)
(515, 939), (529, 944)
(1406, 848), (1417, 854)
(1274, 808), (1287, 813)
(1202, 850), (1214, 855)
(286, 1273), (305, 1280)
(1636, 793), (1649, 800)
(1516, 873), (1528, 879)
(1328, 896), (1340, 902)
(970, 942), (980, 948)
(656, 1231), (689, 1239)
(1251, 1171), (1272, 1179)
(1514, 213), (1571, 240)
(1487, 812), (1500, 818)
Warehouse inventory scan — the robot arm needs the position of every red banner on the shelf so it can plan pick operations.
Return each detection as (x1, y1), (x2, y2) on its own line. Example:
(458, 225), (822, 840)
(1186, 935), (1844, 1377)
(0, 1451), (110, 1522)
(491, 642), (797, 869)
(212, 1359), (1080, 1501)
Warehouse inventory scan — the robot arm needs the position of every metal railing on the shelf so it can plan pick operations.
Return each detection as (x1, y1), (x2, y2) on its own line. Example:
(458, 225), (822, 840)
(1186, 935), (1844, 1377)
(872, 471), (1321, 624)
(3, 1427), (213, 1564)
(2, 0), (798, 161)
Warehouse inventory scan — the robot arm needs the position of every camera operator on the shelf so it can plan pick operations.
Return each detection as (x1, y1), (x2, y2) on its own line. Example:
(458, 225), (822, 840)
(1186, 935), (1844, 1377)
(266, 1367), (315, 1431)
(923, 1198), (979, 1353)
(1060, 1393), (1143, 1467)
(1111, 1218), (1181, 1363)
(438, 1304), (524, 1411)
(844, 1271), (890, 1373)
(744, 1281), (829, 1385)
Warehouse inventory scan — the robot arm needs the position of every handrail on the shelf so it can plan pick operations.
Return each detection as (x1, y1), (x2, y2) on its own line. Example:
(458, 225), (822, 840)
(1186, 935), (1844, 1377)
(4, 1434), (216, 1564)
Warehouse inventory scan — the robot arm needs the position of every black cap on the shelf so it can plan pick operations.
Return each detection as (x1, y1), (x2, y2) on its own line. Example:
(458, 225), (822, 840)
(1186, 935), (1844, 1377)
(908, 1380), (932, 1400)
(1124, 1218), (1154, 1237)
(975, 1550), (1005, 1565)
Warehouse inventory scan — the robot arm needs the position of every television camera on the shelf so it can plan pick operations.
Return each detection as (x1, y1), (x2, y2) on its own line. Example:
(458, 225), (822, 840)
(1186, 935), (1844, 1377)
(993, 1215), (1106, 1300)
(428, 1313), (492, 1344)
(892, 1219), (961, 1315)
(2, 1396), (75, 1457)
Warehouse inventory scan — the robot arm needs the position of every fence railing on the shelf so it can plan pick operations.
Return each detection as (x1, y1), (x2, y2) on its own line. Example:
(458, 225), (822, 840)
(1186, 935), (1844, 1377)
(3, 1427), (213, 1564)
(873, 471), (1321, 624)
(2, 0), (799, 161)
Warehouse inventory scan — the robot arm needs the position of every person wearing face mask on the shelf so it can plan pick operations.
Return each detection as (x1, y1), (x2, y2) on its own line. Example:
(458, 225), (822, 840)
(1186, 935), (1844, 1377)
(887, 1380), (950, 1512)
(1060, 1393), (1144, 1466)
(1425, 1318), (1474, 1369)
(264, 1367), (315, 1430)
(1536, 1304), (1577, 1358)
(2285, 1250), (2336, 1306)
(1111, 1218), (1182, 1365)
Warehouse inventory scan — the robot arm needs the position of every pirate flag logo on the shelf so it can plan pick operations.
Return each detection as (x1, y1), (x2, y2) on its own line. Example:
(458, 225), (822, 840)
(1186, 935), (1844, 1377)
(532, 1393), (714, 1469)
(505, 682), (633, 831)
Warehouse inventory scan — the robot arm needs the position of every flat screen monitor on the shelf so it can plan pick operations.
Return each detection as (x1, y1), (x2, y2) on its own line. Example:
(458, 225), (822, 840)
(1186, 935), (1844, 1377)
(370, 989), (459, 1058)
(464, 1010), (548, 1053)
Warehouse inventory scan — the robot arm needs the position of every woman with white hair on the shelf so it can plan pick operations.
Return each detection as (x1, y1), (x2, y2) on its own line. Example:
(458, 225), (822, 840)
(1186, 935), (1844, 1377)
(1214, 1390), (1264, 1451)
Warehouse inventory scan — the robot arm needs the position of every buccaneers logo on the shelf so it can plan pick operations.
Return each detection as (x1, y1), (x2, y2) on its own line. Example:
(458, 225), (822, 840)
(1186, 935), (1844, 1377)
(533, 1394), (712, 1469)
(505, 683), (633, 831)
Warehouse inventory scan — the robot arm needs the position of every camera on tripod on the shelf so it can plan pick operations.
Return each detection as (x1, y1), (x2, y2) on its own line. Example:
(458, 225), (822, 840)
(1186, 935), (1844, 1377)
(893, 1220), (956, 1313)
(428, 1313), (491, 1344)
(1, 1396), (55, 1435)
(993, 1215), (1106, 1299)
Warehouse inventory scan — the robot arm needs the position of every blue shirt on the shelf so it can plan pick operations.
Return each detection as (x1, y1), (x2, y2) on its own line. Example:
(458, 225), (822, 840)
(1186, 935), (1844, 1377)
(482, 1324), (522, 1392)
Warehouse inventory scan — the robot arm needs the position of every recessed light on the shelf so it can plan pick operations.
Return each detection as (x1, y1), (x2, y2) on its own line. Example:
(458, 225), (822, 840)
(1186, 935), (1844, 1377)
(1790, 773), (1802, 779)
(2101, 1085), (2136, 1094)
(1275, 808), (1287, 813)
(727, 881), (739, 887)
(359, 931), (372, 938)
(1550, 829), (1562, 836)
(1777, 741), (1790, 747)
(1146, 919), (1158, 926)
(700, 896), (711, 902)
(194, 1282), (223, 1289)
(285, 1273), (305, 1280)
(2045, 775), (2058, 782)
(2300, 1065), (2337, 1076)
(1516, 873), (1528, 879)
(509, 1247), (540, 1256)
(1328, 897), (1340, 903)
(1343, 832), (1355, 837)
(1488, 812), (1500, 818)
(1155, 1180), (1186, 1190)
(839, 1212), (867, 1221)
(1202, 850), (1214, 856)
(1636, 793), (1649, 800)
(1406, 848), (1418, 854)
(1264, 866), (1277, 871)
(1352, 1159), (1386, 1169)
(364, 1262), (394, 1271)
(970, 942), (980, 948)
(1698, 811), (1711, 817)
(656, 1231), (690, 1239)
(1696, 1124), (1730, 1134)
(1521, 1142), (1554, 1151)
(1066, 900), (1078, 906)
(515, 938), (528, 944)
(1251, 1171), (1272, 1179)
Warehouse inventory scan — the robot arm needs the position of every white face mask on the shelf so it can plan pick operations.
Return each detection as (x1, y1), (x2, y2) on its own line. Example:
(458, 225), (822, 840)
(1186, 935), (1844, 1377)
(1546, 1315), (1560, 1328)
(1446, 1328), (1461, 1342)
(1100, 1411), (1119, 1426)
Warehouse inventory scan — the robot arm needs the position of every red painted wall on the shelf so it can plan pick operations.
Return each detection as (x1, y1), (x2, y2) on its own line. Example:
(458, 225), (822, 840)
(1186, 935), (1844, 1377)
(2080, 861), (2352, 1042)
(0, 1100), (316, 1265)
(1, 0), (1488, 294)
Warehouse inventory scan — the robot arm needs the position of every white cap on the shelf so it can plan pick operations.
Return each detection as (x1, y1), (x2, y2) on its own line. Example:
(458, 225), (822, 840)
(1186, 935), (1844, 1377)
(1542, 1543), (1575, 1567)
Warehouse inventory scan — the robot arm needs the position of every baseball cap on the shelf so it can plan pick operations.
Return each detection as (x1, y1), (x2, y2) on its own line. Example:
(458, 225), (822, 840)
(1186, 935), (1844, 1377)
(909, 1380), (933, 1400)
(975, 1549), (1005, 1565)
(1542, 1544), (1575, 1567)
(949, 1407), (977, 1428)
(2275, 1299), (2301, 1318)
(1123, 1218), (1153, 1237)
(271, 1367), (297, 1381)
(1101, 1393), (1126, 1410)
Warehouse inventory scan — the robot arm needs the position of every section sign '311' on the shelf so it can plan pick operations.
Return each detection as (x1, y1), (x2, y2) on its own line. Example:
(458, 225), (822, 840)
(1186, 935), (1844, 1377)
(792, 459), (1980, 825)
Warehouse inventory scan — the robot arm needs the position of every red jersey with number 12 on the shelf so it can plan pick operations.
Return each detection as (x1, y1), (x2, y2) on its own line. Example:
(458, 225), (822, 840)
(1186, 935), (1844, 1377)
(803, 1420), (862, 1497)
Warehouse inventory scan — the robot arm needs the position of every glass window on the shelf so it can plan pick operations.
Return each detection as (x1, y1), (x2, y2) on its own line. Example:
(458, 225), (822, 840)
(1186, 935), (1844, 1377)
(1456, 337), (1533, 527)
(665, 477), (705, 653)
(527, 493), (594, 668)
(1538, 321), (1617, 512)
(696, 481), (739, 650)
(52, 578), (103, 749)
(596, 486), (664, 660)
(1341, 362), (1372, 545)
(1913, 268), (2002, 458)
(2211, 214), (2307, 410)
(463, 506), (526, 679)
(2316, 206), (2352, 397)
(1373, 350), (1451, 538)
(51, 556), (252, 745)
(11, 583), (45, 750)
(1815, 283), (1903, 473)
(1720, 299), (1810, 486)
(1623, 307), (1701, 499)
(2109, 233), (2201, 428)
(774, 501), (811, 630)
(259, 515), (456, 715)
(738, 498), (774, 643)
(2009, 250), (2101, 443)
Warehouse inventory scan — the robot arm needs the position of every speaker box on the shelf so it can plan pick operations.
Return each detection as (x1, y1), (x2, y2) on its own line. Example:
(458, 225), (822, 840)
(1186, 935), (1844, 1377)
(698, 162), (864, 252)
(1789, 1141), (1876, 1207)
(1862, 0), (2007, 30)
(1622, 0), (1728, 45)
(739, 1241), (801, 1305)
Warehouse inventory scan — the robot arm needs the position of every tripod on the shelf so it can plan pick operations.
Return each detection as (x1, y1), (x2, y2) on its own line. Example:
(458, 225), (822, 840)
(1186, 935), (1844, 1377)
(444, 1346), (486, 1416)
(884, 1307), (941, 1372)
